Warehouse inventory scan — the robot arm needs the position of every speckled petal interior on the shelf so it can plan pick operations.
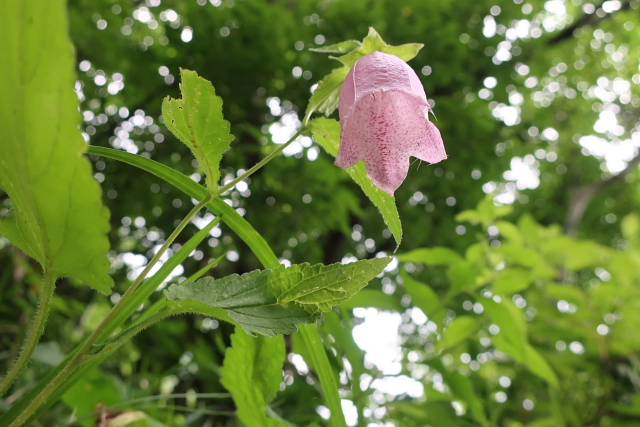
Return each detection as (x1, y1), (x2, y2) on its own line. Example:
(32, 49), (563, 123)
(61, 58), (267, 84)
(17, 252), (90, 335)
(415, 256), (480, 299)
(336, 90), (446, 195)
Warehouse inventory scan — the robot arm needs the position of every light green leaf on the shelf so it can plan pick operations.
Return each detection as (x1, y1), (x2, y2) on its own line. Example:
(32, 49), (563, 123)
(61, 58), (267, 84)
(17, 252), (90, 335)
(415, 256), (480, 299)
(621, 213), (640, 242)
(524, 343), (559, 387)
(340, 289), (403, 312)
(309, 40), (361, 54)
(0, 1), (112, 292)
(309, 118), (402, 247)
(482, 298), (527, 360)
(446, 261), (478, 297)
(398, 247), (464, 265)
(493, 268), (532, 295)
(162, 69), (233, 193)
(164, 258), (390, 336)
(427, 359), (488, 427)
(306, 66), (350, 118)
(436, 316), (479, 351)
(402, 271), (442, 319)
(220, 329), (288, 427)
(496, 220), (524, 245)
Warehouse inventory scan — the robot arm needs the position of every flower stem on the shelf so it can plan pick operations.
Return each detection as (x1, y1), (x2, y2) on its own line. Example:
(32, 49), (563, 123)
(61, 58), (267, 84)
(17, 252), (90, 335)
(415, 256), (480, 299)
(217, 126), (307, 195)
(0, 267), (56, 397)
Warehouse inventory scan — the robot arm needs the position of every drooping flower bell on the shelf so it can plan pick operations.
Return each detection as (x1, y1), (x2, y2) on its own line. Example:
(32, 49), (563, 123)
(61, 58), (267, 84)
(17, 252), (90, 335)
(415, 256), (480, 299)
(335, 51), (447, 196)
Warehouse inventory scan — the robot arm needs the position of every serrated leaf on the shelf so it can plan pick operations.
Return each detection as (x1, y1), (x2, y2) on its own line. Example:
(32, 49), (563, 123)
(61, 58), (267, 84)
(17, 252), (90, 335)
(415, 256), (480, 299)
(306, 27), (423, 118)
(164, 258), (391, 336)
(309, 118), (402, 247)
(164, 270), (315, 336)
(0, 1), (112, 292)
(220, 329), (288, 427)
(162, 69), (233, 192)
(271, 258), (391, 314)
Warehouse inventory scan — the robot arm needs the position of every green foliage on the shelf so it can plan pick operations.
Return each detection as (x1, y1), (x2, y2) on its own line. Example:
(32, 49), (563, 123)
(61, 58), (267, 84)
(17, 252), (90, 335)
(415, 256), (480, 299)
(162, 69), (233, 193)
(0, 0), (112, 292)
(164, 258), (390, 336)
(220, 329), (287, 427)
(310, 117), (402, 247)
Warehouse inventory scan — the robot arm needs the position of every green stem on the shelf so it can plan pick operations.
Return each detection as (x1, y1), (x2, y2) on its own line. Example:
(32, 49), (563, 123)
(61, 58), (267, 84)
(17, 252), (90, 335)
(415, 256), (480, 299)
(93, 194), (212, 343)
(0, 268), (56, 397)
(298, 324), (347, 427)
(217, 127), (306, 195)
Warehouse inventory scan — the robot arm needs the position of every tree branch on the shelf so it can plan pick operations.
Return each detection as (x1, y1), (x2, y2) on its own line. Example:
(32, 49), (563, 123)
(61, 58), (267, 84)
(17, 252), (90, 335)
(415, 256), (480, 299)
(564, 151), (640, 236)
(549, 1), (631, 45)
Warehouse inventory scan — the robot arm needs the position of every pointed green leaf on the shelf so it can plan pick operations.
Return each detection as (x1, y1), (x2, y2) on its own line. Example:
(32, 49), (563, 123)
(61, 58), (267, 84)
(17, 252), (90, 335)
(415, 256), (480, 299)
(402, 271), (442, 319)
(162, 69), (233, 192)
(524, 343), (559, 387)
(164, 269), (316, 337)
(309, 40), (361, 54)
(271, 257), (392, 314)
(0, 1), (112, 292)
(164, 258), (390, 336)
(220, 329), (288, 427)
(436, 316), (479, 351)
(309, 118), (402, 247)
(493, 268), (532, 295)
(305, 66), (350, 118)
(398, 247), (464, 265)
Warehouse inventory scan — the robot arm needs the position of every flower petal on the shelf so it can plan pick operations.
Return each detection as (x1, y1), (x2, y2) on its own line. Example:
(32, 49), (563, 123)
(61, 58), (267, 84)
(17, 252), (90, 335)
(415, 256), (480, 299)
(336, 90), (446, 195)
(336, 51), (446, 195)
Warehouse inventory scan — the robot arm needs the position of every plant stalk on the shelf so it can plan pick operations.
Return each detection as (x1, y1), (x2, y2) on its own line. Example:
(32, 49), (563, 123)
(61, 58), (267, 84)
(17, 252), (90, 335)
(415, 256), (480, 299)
(0, 267), (56, 397)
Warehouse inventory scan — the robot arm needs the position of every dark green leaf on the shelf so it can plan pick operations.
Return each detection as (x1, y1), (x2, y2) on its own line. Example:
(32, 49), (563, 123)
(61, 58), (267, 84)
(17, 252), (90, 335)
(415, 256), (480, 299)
(164, 258), (390, 336)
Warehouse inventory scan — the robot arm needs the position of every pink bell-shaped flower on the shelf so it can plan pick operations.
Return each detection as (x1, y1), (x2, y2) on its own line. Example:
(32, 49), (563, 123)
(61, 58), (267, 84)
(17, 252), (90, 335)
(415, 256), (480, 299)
(336, 51), (447, 195)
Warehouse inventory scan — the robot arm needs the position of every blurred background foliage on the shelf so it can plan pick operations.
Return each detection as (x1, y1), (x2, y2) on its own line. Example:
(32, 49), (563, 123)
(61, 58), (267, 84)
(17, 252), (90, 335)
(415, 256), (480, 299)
(1, 0), (640, 425)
